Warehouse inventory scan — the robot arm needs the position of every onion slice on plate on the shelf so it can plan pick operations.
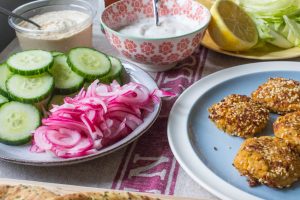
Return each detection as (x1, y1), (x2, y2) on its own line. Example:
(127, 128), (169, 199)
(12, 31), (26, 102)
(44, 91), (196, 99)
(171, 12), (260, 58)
(31, 80), (175, 158)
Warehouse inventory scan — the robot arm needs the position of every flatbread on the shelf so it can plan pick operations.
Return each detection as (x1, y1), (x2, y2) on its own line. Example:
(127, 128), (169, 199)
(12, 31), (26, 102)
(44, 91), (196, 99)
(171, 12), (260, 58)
(52, 191), (160, 200)
(88, 191), (159, 200)
(0, 184), (58, 200)
(0, 185), (10, 198)
(0, 185), (160, 200)
(48, 193), (90, 200)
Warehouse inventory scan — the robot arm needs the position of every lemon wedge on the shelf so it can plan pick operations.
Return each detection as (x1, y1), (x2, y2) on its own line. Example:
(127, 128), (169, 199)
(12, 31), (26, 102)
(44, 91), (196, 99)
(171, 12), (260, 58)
(208, 0), (258, 51)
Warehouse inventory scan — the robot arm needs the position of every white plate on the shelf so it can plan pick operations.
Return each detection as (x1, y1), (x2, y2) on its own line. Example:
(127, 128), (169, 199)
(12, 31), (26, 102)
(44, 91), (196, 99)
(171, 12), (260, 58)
(168, 62), (300, 200)
(0, 61), (161, 166)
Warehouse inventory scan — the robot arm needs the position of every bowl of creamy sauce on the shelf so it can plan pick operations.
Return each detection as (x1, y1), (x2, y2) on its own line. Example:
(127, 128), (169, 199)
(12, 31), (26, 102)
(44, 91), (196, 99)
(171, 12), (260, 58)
(9, 0), (96, 52)
(118, 15), (201, 39)
(101, 0), (211, 72)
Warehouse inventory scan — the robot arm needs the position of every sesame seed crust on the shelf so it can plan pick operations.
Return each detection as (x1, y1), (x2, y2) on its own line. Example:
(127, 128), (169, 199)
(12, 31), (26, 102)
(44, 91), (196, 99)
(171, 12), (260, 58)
(208, 94), (269, 138)
(233, 136), (300, 188)
(274, 111), (300, 152)
(251, 77), (300, 115)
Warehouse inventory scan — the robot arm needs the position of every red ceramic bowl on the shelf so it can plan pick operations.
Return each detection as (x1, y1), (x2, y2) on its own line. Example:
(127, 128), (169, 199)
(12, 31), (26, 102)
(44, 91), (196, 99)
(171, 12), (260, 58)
(101, 0), (211, 71)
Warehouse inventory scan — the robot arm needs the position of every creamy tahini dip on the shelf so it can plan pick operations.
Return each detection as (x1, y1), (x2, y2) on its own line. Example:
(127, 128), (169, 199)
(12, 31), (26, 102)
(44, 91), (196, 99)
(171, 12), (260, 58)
(17, 10), (93, 51)
(118, 16), (199, 38)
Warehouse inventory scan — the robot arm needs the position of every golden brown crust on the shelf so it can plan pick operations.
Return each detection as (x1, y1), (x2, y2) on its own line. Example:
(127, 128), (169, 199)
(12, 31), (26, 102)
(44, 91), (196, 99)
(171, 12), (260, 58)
(274, 111), (300, 151)
(0, 185), (160, 200)
(0, 185), (10, 198)
(49, 193), (90, 200)
(82, 191), (159, 200)
(251, 77), (300, 114)
(233, 136), (300, 188)
(208, 94), (269, 138)
(0, 185), (58, 200)
(50, 192), (159, 200)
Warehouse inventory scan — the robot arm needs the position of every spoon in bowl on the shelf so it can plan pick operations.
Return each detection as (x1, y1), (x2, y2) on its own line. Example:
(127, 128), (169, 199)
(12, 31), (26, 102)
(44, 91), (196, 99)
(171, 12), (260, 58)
(0, 6), (41, 29)
(152, 0), (159, 26)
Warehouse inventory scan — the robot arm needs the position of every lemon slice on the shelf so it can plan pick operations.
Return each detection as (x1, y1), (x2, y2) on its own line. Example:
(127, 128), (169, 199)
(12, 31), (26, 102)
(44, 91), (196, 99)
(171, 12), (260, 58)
(208, 0), (258, 51)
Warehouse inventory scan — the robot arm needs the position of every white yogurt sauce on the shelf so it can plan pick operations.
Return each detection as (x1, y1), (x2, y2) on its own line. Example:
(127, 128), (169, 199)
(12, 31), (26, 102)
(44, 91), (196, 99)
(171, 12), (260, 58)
(118, 16), (200, 38)
(17, 10), (93, 51)
(20, 10), (90, 39)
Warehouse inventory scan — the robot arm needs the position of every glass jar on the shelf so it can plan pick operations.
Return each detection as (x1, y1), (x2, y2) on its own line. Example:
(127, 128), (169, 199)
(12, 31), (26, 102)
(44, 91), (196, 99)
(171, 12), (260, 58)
(9, 0), (96, 52)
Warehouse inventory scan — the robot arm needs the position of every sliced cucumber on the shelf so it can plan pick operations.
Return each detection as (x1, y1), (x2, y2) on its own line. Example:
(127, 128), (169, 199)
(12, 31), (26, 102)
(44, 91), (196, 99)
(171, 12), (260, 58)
(49, 54), (84, 94)
(6, 73), (54, 103)
(68, 48), (111, 81)
(100, 56), (123, 84)
(0, 63), (13, 98)
(7, 50), (53, 76)
(0, 101), (40, 145)
(51, 51), (64, 57)
(0, 94), (9, 106)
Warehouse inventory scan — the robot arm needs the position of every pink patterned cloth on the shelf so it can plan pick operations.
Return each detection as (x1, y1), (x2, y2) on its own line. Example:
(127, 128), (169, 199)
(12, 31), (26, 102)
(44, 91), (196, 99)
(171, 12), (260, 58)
(111, 46), (208, 194)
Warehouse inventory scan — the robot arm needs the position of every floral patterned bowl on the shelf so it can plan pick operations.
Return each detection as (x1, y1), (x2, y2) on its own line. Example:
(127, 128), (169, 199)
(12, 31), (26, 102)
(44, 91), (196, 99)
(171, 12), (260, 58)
(101, 0), (211, 72)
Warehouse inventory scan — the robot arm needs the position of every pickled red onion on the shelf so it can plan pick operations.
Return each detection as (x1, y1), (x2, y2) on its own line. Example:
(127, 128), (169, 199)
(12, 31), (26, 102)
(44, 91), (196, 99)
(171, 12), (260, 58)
(31, 80), (174, 158)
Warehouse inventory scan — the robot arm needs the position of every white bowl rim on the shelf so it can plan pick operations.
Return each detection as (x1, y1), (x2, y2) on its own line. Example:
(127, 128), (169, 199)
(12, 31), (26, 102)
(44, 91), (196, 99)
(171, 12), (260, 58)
(100, 0), (211, 41)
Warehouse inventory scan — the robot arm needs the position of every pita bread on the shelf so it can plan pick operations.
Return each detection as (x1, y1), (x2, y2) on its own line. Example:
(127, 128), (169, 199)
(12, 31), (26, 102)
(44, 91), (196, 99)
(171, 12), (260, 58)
(52, 191), (160, 200)
(0, 184), (160, 200)
(48, 193), (90, 200)
(0, 185), (10, 198)
(86, 191), (159, 200)
(0, 184), (58, 200)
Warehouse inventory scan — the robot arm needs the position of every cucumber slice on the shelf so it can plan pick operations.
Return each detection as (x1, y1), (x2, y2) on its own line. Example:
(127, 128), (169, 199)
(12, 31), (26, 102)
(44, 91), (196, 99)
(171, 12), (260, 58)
(0, 94), (9, 106)
(51, 51), (64, 57)
(0, 63), (13, 98)
(49, 55), (84, 94)
(6, 73), (54, 103)
(7, 50), (53, 76)
(100, 56), (123, 84)
(68, 48), (111, 81)
(0, 101), (40, 145)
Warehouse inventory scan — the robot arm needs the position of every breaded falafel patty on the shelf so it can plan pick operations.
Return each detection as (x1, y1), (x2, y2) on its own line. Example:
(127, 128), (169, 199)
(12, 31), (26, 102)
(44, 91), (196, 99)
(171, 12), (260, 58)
(251, 77), (300, 114)
(274, 111), (300, 151)
(233, 136), (300, 188)
(208, 94), (269, 138)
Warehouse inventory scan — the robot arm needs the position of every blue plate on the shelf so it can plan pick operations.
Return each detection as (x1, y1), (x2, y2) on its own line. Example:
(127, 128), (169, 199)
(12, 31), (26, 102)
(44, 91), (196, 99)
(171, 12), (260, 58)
(189, 71), (300, 200)
(168, 62), (300, 200)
